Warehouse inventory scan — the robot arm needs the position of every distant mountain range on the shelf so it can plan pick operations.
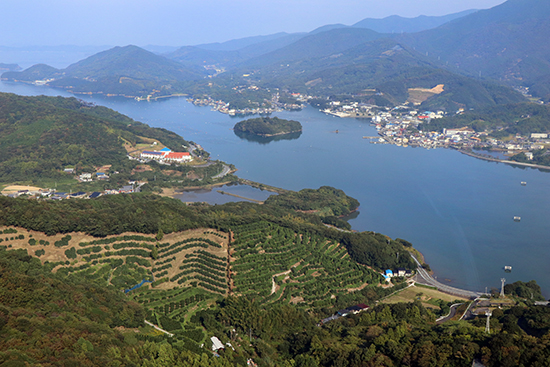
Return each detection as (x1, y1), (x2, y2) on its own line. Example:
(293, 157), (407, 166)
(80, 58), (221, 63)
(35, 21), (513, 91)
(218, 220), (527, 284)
(0, 63), (20, 72)
(2, 46), (203, 97)
(400, 0), (550, 100)
(352, 9), (479, 33)
(2, 0), (548, 106)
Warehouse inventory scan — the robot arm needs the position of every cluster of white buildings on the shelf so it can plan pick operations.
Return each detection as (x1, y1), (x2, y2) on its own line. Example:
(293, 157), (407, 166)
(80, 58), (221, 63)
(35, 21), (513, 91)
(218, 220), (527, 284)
(188, 96), (278, 116)
(140, 147), (192, 163)
(373, 109), (548, 157)
(77, 172), (110, 182)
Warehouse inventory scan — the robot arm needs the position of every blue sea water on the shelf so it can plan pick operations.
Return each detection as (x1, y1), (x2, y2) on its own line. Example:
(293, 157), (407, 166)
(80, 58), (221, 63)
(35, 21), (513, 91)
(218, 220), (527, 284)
(1, 81), (549, 297)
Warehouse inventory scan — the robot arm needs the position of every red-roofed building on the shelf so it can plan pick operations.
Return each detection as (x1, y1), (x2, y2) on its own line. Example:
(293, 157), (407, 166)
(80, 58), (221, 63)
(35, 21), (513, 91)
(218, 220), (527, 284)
(164, 152), (192, 162)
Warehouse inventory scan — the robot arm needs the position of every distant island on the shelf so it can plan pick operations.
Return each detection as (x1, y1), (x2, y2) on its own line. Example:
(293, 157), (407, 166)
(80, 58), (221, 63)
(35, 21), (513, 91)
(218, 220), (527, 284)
(0, 63), (20, 72)
(233, 116), (302, 137)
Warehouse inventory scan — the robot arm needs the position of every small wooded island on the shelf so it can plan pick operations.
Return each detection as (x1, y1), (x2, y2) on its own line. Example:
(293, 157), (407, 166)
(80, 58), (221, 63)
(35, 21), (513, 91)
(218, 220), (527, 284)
(233, 116), (302, 137)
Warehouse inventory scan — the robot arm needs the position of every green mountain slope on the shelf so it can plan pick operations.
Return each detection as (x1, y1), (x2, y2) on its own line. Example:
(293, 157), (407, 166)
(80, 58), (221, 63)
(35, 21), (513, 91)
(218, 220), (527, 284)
(168, 33), (308, 70)
(63, 45), (199, 81)
(1, 63), (59, 81)
(1, 199), (549, 366)
(401, 0), (550, 99)
(420, 102), (550, 135)
(0, 63), (21, 72)
(2, 45), (203, 97)
(0, 92), (188, 182)
(241, 28), (384, 68)
(193, 32), (298, 51)
(353, 9), (479, 33)
(229, 37), (524, 110)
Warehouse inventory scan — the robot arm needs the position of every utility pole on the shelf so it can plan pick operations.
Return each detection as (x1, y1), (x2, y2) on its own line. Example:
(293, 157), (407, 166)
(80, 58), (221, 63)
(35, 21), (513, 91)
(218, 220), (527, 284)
(485, 311), (492, 334)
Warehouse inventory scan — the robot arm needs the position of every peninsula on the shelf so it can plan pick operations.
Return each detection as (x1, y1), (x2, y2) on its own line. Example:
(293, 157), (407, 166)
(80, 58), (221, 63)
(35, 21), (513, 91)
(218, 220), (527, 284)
(233, 116), (302, 137)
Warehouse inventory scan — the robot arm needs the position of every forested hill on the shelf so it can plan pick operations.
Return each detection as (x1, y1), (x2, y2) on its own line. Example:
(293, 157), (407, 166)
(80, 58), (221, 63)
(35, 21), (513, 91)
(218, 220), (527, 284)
(400, 0), (550, 100)
(233, 116), (302, 136)
(217, 36), (524, 111)
(419, 102), (550, 136)
(265, 186), (359, 217)
(0, 92), (188, 182)
(0, 247), (234, 366)
(2, 225), (550, 366)
(2, 45), (203, 98)
(0, 193), (414, 271)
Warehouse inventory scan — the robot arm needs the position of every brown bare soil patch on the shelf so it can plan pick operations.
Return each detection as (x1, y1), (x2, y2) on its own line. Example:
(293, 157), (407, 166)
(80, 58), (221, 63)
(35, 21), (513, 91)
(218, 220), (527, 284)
(2, 226), (230, 294)
(158, 188), (177, 197)
(124, 143), (135, 153)
(290, 296), (304, 304)
(1, 185), (44, 195)
(153, 229), (229, 294)
(347, 282), (370, 292)
(132, 165), (153, 173)
(96, 165), (112, 173)
(186, 171), (201, 180)
(407, 84), (445, 104)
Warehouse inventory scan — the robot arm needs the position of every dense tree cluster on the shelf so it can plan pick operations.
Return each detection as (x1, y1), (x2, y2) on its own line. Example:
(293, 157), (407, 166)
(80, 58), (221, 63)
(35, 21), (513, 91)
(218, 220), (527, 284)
(0, 92), (190, 183)
(234, 117), (302, 136)
(265, 186), (360, 218)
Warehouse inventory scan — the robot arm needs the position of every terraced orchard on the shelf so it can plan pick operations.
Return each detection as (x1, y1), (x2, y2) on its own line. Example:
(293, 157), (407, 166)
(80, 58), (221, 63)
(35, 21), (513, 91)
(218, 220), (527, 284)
(0, 226), (230, 351)
(2, 223), (382, 340)
(230, 221), (383, 308)
(1, 226), (230, 301)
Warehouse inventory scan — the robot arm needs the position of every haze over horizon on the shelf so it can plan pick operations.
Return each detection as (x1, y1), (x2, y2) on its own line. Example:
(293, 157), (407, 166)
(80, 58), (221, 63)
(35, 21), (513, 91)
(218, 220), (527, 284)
(3, 0), (506, 47)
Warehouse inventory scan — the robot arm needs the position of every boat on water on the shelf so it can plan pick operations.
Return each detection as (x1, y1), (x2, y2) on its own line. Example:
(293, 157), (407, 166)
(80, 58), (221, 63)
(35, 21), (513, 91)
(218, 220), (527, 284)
(521, 181), (527, 186)
(504, 265), (512, 272)
(514, 216), (521, 222)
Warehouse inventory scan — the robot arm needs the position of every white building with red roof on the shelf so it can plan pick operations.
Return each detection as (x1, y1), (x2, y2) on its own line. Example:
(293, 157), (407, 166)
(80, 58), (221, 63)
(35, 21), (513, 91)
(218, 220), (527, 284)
(164, 152), (192, 162)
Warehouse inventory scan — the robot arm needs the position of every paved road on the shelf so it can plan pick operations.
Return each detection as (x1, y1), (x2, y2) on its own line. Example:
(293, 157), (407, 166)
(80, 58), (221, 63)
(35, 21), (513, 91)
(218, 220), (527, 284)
(436, 303), (464, 324)
(213, 164), (231, 179)
(144, 320), (174, 337)
(410, 254), (483, 299)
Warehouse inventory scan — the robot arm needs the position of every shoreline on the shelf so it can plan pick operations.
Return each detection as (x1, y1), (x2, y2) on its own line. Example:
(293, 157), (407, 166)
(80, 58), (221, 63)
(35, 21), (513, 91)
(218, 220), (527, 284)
(0, 79), (189, 101)
(455, 148), (550, 170)
(235, 129), (303, 137)
(163, 178), (290, 198)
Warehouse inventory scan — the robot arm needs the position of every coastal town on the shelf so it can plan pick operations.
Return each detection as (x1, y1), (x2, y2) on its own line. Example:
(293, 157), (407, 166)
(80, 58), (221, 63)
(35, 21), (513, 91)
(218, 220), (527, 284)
(367, 107), (546, 155)
(189, 87), (548, 163)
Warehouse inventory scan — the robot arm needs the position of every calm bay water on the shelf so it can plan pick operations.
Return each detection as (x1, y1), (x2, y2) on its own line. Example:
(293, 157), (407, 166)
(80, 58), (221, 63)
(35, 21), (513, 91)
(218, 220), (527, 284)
(1, 81), (549, 297)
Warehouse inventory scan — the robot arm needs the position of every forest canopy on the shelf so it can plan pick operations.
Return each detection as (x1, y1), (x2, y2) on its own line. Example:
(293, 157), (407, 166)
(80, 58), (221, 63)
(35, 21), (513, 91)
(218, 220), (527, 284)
(0, 92), (189, 183)
(233, 116), (302, 136)
(265, 186), (360, 217)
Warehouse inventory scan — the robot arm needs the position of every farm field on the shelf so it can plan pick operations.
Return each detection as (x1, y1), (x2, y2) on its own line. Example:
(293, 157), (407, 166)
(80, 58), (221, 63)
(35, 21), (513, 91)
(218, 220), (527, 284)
(230, 221), (383, 309)
(0, 226), (229, 293)
(1, 221), (388, 349)
(382, 285), (467, 310)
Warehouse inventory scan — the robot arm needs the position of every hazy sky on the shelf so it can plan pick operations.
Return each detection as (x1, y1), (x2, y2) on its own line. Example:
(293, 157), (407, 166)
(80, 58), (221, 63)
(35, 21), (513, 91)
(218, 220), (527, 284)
(3, 0), (507, 47)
